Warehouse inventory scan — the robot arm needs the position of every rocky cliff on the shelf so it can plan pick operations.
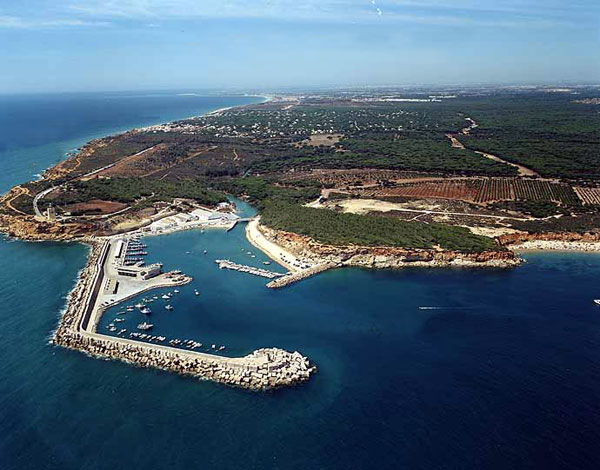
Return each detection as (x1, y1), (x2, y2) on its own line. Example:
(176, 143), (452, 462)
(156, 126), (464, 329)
(0, 214), (94, 241)
(260, 225), (521, 268)
(498, 231), (600, 246)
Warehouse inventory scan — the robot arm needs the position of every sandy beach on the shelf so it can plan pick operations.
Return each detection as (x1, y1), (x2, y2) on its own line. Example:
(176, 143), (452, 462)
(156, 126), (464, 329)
(246, 219), (301, 272)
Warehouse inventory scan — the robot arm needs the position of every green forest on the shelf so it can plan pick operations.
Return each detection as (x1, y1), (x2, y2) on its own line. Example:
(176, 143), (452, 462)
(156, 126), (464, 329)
(260, 202), (499, 252)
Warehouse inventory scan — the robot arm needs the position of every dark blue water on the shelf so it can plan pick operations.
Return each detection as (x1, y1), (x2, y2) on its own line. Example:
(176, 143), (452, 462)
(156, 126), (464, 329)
(2, 94), (600, 470)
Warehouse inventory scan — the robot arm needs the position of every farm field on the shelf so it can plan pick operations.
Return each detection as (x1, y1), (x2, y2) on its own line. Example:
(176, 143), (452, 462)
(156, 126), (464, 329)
(360, 178), (582, 206)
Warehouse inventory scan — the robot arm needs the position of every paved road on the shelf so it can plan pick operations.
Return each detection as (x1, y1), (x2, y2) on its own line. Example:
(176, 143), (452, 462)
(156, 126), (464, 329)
(32, 185), (57, 217)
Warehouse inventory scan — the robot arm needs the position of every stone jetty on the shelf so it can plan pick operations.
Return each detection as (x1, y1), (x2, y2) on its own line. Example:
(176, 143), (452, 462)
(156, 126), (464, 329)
(52, 239), (316, 390)
(266, 262), (338, 289)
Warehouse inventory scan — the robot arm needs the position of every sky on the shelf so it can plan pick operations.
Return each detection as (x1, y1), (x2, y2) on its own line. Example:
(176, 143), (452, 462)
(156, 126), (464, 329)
(1, 0), (599, 93)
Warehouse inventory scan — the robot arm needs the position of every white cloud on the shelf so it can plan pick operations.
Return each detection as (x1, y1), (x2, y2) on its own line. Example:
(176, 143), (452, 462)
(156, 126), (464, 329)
(1, 0), (593, 29)
(0, 15), (110, 29)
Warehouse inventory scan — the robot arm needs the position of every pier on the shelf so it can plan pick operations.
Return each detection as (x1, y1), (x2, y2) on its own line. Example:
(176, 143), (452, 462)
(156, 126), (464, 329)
(215, 259), (285, 279)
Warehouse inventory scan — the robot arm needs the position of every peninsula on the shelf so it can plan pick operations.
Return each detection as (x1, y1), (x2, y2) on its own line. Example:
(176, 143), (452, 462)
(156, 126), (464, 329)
(2, 86), (600, 387)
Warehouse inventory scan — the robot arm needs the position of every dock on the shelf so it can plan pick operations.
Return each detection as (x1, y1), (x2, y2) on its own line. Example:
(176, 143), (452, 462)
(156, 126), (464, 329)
(266, 262), (339, 288)
(215, 259), (285, 279)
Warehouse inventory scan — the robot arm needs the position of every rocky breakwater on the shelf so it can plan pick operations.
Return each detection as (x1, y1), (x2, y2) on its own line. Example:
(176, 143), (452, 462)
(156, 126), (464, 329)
(56, 331), (316, 390)
(259, 224), (521, 271)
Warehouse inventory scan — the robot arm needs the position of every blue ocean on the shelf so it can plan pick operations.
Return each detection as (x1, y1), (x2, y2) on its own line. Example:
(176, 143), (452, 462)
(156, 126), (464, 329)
(1, 93), (600, 470)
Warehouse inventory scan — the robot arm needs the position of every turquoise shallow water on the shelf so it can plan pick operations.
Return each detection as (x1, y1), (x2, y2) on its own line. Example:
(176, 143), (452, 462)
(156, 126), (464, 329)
(2, 94), (600, 469)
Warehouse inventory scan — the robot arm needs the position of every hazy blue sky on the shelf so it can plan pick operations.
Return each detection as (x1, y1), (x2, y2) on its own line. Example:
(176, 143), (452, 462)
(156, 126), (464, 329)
(2, 0), (599, 93)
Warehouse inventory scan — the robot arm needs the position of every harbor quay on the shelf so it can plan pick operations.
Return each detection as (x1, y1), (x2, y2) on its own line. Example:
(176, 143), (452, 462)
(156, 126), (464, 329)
(52, 237), (316, 390)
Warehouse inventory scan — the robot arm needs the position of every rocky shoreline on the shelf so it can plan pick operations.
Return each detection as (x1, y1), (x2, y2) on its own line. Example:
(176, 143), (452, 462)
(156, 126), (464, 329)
(256, 224), (522, 271)
(51, 238), (316, 390)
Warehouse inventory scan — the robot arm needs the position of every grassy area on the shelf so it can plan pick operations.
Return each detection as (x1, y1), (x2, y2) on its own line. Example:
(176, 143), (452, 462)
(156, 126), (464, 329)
(260, 202), (499, 252)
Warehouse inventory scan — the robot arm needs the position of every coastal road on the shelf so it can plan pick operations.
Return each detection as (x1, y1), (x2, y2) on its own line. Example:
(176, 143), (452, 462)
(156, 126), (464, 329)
(32, 185), (58, 218)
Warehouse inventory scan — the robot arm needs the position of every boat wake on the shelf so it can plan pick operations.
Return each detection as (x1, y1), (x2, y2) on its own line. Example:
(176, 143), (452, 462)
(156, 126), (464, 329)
(418, 306), (477, 311)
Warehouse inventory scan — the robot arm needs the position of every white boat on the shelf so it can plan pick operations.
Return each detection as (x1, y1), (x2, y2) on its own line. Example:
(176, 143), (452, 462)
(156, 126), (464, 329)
(135, 303), (144, 309)
(194, 290), (200, 296)
(263, 261), (271, 265)
(174, 289), (180, 294)
(161, 294), (170, 300)
(203, 250), (208, 254)
(594, 299), (600, 305)
(165, 304), (174, 311)
(140, 307), (152, 315)
(137, 322), (153, 331)
(114, 318), (125, 323)
(126, 306), (134, 312)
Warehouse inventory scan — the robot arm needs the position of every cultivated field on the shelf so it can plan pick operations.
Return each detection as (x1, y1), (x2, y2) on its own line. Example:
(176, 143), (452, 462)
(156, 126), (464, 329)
(574, 187), (600, 205)
(360, 178), (581, 206)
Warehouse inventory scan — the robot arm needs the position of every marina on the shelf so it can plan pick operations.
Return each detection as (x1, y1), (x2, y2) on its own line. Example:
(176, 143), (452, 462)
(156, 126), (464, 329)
(52, 227), (316, 390)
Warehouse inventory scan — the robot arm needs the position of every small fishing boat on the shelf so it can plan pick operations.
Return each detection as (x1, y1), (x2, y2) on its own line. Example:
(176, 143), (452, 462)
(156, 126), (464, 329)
(203, 250), (208, 254)
(135, 303), (144, 309)
(114, 318), (125, 323)
(126, 306), (134, 312)
(263, 261), (271, 265)
(137, 322), (153, 331)
(194, 290), (200, 296)
(161, 294), (170, 300)
(173, 289), (180, 294)
(140, 306), (152, 315)
(594, 299), (600, 305)
(165, 304), (174, 311)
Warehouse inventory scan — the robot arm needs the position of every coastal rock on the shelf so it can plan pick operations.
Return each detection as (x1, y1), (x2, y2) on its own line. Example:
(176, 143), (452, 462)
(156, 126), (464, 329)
(498, 231), (600, 246)
(260, 224), (521, 270)
(0, 214), (92, 241)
